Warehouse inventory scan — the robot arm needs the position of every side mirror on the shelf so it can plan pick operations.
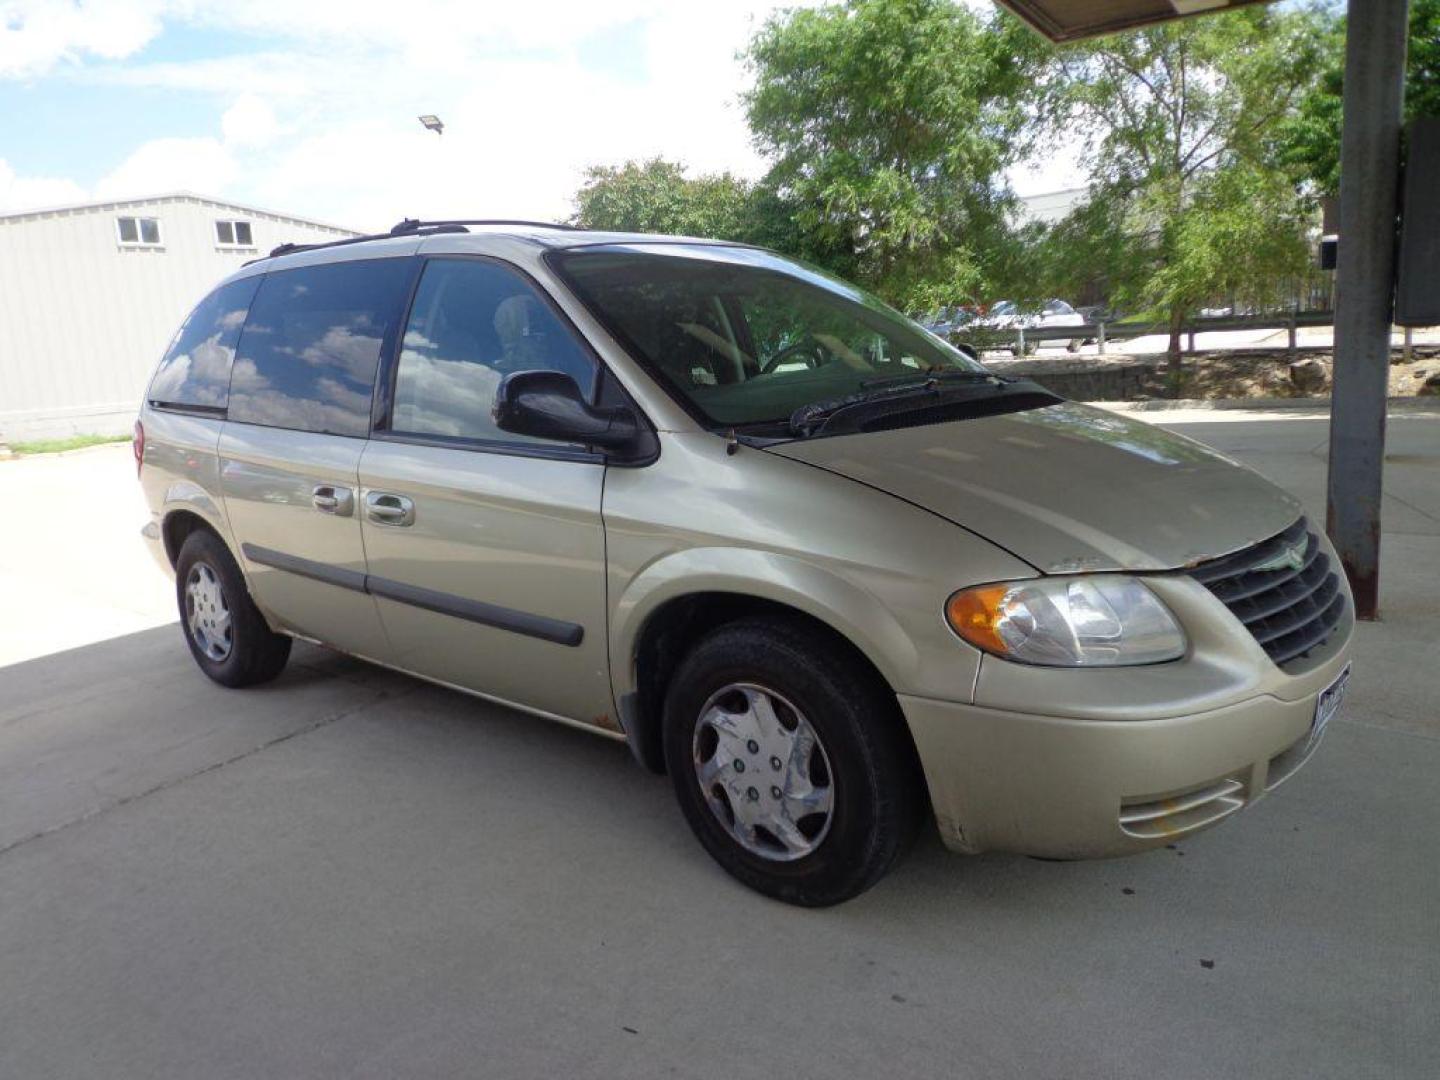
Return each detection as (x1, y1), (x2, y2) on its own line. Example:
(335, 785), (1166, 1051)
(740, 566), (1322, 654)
(492, 370), (642, 454)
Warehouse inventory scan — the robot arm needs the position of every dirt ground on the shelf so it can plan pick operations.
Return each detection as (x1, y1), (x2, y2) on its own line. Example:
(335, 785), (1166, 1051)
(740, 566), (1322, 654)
(989, 346), (1440, 400)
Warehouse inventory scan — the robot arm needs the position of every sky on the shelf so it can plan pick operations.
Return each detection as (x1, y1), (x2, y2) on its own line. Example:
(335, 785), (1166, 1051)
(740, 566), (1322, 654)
(0, 0), (1083, 232)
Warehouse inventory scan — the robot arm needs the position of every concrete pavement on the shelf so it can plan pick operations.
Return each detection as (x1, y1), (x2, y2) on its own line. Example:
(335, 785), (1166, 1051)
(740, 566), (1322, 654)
(0, 444), (173, 667)
(0, 409), (1436, 1078)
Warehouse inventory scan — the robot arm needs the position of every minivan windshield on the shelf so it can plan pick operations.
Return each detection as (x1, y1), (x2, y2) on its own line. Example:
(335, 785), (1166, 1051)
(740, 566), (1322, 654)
(551, 244), (989, 429)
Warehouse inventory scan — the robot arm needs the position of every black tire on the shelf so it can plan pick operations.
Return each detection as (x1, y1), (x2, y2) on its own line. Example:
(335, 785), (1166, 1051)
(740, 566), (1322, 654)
(662, 618), (924, 907)
(175, 529), (291, 688)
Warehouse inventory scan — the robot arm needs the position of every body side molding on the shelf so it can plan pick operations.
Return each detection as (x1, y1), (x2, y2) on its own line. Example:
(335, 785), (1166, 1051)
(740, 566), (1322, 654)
(240, 542), (582, 646)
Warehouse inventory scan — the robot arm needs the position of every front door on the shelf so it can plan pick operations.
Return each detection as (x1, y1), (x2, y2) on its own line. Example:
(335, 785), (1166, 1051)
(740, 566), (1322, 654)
(357, 256), (614, 727)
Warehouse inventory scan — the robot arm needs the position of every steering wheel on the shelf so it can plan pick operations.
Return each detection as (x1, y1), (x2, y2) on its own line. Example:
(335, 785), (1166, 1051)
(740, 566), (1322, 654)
(760, 336), (829, 375)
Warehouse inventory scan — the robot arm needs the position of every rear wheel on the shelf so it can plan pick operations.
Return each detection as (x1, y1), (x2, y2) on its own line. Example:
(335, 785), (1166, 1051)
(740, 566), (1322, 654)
(662, 618), (923, 906)
(175, 529), (291, 687)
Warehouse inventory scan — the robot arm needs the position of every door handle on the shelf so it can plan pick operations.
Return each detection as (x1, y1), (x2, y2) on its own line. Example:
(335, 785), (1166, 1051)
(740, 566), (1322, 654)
(365, 491), (415, 527)
(312, 484), (354, 517)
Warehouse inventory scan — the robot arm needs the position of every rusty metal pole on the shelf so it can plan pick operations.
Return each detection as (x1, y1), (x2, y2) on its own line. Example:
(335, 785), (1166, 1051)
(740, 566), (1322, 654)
(1326, 0), (1408, 620)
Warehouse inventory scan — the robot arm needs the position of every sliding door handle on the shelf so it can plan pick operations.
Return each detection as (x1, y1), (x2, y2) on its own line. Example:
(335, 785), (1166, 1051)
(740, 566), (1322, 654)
(365, 491), (415, 527)
(312, 484), (354, 516)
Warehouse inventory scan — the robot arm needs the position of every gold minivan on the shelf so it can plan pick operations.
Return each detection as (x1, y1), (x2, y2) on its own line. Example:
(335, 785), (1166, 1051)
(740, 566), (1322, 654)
(136, 221), (1353, 905)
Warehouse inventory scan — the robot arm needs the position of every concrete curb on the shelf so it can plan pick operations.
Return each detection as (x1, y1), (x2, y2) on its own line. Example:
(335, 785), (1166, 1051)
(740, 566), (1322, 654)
(1094, 396), (1440, 415)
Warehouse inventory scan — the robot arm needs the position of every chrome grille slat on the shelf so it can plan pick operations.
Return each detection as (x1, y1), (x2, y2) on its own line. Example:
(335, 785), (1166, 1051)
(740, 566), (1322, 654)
(1249, 575), (1341, 645)
(1206, 536), (1323, 605)
(1266, 593), (1347, 666)
(1227, 548), (1330, 623)
(1188, 517), (1346, 669)
(1190, 519), (1308, 585)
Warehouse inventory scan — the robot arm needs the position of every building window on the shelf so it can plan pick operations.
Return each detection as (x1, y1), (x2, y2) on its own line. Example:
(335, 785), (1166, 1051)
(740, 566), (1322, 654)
(215, 219), (254, 248)
(117, 216), (162, 246)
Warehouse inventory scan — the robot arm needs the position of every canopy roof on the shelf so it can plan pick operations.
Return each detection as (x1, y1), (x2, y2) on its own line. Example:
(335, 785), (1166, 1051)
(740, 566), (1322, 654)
(996, 0), (1271, 42)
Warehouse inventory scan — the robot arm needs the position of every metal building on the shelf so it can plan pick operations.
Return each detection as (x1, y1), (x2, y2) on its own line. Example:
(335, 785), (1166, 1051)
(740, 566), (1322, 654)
(0, 193), (359, 442)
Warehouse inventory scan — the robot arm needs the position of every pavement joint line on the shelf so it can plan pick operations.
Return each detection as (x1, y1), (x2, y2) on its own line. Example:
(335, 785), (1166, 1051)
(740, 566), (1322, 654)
(1332, 716), (1440, 744)
(1378, 490), (1440, 525)
(0, 685), (410, 863)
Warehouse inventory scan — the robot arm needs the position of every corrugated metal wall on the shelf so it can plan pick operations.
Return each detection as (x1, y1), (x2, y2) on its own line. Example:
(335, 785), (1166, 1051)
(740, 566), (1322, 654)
(0, 195), (358, 441)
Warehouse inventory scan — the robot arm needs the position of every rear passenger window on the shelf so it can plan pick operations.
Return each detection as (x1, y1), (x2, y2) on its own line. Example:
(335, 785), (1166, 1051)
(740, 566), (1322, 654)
(148, 277), (260, 410)
(390, 259), (597, 444)
(228, 259), (413, 437)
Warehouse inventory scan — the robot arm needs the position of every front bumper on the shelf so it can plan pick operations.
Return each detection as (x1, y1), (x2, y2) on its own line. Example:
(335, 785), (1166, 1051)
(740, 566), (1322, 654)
(901, 683), (1334, 858)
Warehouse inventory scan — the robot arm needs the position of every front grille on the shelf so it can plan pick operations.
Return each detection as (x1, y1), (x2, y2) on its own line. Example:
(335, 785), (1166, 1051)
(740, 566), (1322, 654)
(1188, 517), (1346, 668)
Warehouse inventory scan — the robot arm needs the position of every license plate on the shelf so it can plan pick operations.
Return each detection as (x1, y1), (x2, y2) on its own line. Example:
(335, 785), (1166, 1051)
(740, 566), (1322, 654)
(1311, 663), (1350, 744)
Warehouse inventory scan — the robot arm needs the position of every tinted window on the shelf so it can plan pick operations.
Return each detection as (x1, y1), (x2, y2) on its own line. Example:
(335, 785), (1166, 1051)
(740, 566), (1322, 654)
(228, 259), (413, 437)
(391, 259), (597, 443)
(148, 276), (260, 410)
(553, 245), (984, 428)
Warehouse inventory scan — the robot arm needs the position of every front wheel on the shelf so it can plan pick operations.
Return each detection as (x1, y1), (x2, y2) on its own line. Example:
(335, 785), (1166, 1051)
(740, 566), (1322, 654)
(662, 619), (923, 906)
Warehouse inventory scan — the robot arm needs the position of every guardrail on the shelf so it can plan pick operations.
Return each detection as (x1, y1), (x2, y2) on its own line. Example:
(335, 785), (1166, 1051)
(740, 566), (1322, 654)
(954, 310), (1342, 357)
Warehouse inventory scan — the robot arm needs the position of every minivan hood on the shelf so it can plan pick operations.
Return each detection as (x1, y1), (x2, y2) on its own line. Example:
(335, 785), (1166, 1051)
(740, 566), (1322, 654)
(767, 402), (1302, 573)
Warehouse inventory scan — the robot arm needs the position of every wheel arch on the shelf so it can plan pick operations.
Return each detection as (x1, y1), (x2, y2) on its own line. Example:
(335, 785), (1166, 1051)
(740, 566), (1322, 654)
(158, 483), (230, 567)
(611, 549), (919, 774)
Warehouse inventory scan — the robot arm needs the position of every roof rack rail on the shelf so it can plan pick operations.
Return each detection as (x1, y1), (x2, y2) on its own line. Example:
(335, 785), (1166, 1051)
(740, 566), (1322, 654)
(251, 217), (576, 264)
(389, 217), (579, 234)
(261, 222), (465, 261)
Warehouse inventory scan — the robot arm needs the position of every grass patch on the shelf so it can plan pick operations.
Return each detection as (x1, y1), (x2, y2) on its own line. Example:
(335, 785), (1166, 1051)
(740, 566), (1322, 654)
(8, 433), (131, 456)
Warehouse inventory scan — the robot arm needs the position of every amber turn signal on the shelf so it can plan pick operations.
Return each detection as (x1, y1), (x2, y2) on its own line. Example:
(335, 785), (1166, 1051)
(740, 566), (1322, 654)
(945, 585), (1012, 655)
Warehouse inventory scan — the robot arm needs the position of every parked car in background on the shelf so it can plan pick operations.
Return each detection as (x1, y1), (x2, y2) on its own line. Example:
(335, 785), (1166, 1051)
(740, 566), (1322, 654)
(980, 299), (1087, 355)
(919, 304), (979, 340)
(135, 223), (1353, 906)
(981, 299), (1023, 331)
(1034, 299), (1087, 354)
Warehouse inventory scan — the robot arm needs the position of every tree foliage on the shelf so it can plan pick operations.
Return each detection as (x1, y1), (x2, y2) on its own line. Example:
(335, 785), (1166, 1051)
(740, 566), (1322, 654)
(570, 158), (757, 239)
(1275, 0), (1440, 199)
(1039, 9), (1329, 355)
(569, 1), (1360, 339)
(742, 0), (1047, 310)
(569, 156), (850, 273)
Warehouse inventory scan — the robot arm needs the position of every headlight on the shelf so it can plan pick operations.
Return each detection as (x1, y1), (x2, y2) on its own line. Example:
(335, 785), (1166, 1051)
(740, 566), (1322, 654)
(945, 576), (1186, 667)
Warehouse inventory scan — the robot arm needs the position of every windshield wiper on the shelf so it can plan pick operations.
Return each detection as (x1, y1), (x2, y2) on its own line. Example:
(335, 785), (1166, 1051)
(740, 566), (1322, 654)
(789, 373), (1011, 438)
(859, 369), (997, 390)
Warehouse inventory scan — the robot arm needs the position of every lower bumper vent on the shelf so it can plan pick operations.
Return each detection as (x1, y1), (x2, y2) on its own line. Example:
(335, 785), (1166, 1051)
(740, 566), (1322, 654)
(1119, 777), (1246, 839)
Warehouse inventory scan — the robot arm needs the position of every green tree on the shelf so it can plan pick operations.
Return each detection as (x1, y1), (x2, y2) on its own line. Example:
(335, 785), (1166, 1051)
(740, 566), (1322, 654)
(1042, 8), (1329, 362)
(742, 0), (1047, 311)
(570, 158), (756, 238)
(1276, 0), (1440, 199)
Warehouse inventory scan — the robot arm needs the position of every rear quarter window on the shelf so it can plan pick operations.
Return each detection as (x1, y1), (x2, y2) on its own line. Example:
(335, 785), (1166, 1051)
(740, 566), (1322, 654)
(228, 258), (414, 437)
(148, 277), (260, 411)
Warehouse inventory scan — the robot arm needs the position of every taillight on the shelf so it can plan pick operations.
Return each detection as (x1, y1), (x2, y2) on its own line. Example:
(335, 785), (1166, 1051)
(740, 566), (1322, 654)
(133, 420), (145, 478)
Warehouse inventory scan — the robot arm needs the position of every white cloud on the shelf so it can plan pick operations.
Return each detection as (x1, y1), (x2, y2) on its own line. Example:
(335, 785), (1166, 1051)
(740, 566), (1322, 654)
(0, 157), (87, 211)
(0, 0), (170, 77)
(221, 93), (278, 148)
(93, 136), (236, 201)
